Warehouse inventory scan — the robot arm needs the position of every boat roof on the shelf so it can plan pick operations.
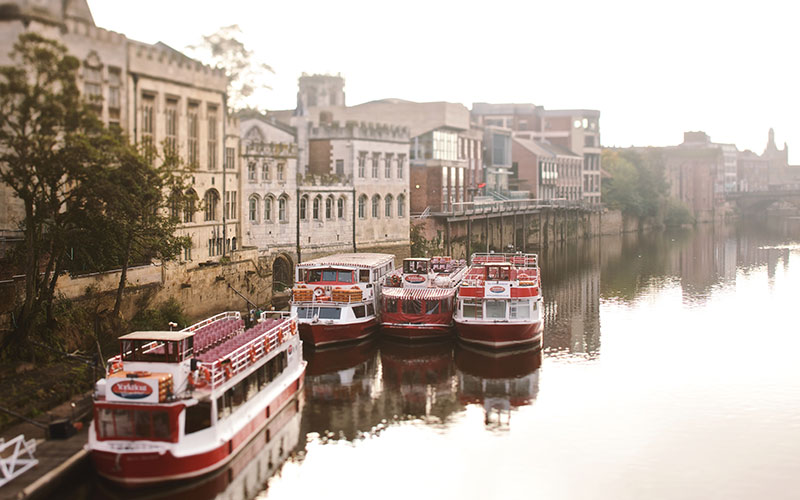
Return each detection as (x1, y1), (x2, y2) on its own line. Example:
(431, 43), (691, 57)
(119, 331), (194, 342)
(298, 253), (395, 269)
(404, 257), (430, 262)
(382, 287), (456, 299)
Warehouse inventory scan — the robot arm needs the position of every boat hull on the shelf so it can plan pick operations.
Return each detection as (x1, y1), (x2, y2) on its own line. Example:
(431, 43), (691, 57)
(455, 320), (543, 349)
(380, 322), (453, 340)
(91, 367), (305, 487)
(299, 317), (378, 348)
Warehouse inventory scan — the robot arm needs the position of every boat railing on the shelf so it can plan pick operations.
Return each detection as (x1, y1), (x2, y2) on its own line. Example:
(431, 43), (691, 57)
(471, 253), (538, 268)
(182, 311), (241, 332)
(197, 315), (298, 390)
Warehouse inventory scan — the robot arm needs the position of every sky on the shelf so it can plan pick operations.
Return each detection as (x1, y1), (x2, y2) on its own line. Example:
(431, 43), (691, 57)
(88, 0), (798, 162)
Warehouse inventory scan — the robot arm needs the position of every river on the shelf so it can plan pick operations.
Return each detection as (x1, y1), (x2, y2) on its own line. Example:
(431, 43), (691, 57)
(66, 218), (800, 500)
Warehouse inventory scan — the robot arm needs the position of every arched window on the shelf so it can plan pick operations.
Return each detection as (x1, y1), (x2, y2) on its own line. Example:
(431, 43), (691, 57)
(312, 196), (321, 220)
(372, 195), (380, 218)
(264, 196), (273, 222)
(326, 196), (334, 219)
(337, 197), (345, 219)
(397, 194), (405, 218)
(248, 195), (260, 223)
(300, 196), (308, 220)
(385, 194), (393, 218)
(183, 189), (197, 223)
(204, 189), (220, 221)
(279, 196), (288, 222)
(358, 195), (367, 219)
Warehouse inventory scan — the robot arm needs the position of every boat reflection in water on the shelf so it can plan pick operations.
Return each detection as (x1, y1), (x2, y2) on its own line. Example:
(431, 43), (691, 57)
(379, 338), (458, 422)
(92, 392), (304, 500)
(455, 342), (542, 428)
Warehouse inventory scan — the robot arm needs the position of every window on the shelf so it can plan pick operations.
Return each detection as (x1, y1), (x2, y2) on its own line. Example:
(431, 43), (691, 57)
(249, 196), (259, 222)
(397, 194), (405, 218)
(225, 191), (236, 220)
(83, 63), (102, 105)
(187, 102), (199, 166)
(277, 163), (284, 181)
(262, 163), (270, 181)
(403, 300), (421, 314)
(279, 196), (287, 222)
(204, 190), (219, 221)
(165, 98), (178, 155)
(248, 162), (256, 181)
(385, 194), (393, 218)
(184, 189), (197, 223)
(185, 402), (212, 434)
(337, 197), (345, 219)
(300, 196), (308, 220)
(397, 154), (405, 178)
(462, 300), (482, 319)
(485, 300), (506, 319)
(358, 195), (367, 219)
(372, 195), (380, 218)
(509, 300), (530, 320)
(141, 93), (155, 164)
(372, 153), (380, 178)
(108, 67), (121, 123)
(358, 152), (367, 178)
(335, 159), (344, 176)
(208, 105), (218, 169)
(264, 196), (273, 222)
(384, 153), (393, 178)
(353, 305), (366, 318)
(326, 197), (333, 219)
(312, 196), (321, 220)
(225, 147), (235, 170)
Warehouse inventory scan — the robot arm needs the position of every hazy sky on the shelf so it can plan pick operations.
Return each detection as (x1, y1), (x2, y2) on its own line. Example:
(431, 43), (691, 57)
(88, 0), (797, 162)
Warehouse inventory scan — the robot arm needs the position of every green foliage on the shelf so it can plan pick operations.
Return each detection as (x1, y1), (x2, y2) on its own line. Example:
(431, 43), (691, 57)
(663, 199), (694, 226)
(187, 25), (274, 111)
(602, 148), (669, 218)
(129, 298), (189, 332)
(410, 223), (444, 257)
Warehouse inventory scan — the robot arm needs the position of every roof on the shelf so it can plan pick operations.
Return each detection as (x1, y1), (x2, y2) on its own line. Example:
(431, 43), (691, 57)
(382, 287), (456, 299)
(298, 253), (395, 269)
(119, 331), (193, 342)
(513, 138), (581, 159)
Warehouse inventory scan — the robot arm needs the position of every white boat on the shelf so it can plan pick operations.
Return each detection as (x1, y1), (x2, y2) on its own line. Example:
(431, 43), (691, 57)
(87, 311), (306, 486)
(290, 253), (394, 347)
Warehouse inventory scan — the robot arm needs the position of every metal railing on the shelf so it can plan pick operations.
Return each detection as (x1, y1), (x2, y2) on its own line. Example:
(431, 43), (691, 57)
(427, 198), (595, 217)
(0, 435), (38, 488)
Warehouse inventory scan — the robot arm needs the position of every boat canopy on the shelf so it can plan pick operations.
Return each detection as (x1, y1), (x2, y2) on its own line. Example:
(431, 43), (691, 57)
(382, 287), (455, 300)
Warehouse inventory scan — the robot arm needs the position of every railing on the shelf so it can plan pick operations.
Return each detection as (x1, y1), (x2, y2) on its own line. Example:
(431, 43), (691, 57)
(197, 312), (297, 390)
(429, 198), (596, 216)
(0, 435), (38, 488)
(182, 311), (241, 332)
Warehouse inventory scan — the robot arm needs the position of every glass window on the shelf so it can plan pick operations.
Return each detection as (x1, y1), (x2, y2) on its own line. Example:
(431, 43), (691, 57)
(463, 301), (482, 319)
(326, 197), (333, 219)
(353, 305), (366, 318)
(383, 297), (398, 313)
(425, 300), (441, 315)
(372, 153), (380, 177)
(338, 271), (353, 283)
(300, 197), (308, 219)
(397, 154), (405, 178)
(372, 195), (380, 218)
(185, 401), (212, 434)
(367, 303), (375, 316)
(509, 300), (531, 320)
(249, 197), (258, 222)
(397, 195), (405, 217)
(359, 270), (370, 282)
(264, 197), (272, 221)
(384, 154), (393, 178)
(153, 411), (170, 439)
(318, 308), (341, 320)
(358, 152), (366, 178)
(307, 269), (323, 282)
(114, 409), (134, 437)
(134, 410), (151, 438)
(402, 300), (421, 314)
(485, 300), (506, 319)
(322, 270), (337, 281)
(337, 198), (345, 218)
(313, 197), (321, 220)
(385, 195), (393, 218)
(98, 408), (114, 438)
(279, 197), (287, 222)
(358, 196), (366, 219)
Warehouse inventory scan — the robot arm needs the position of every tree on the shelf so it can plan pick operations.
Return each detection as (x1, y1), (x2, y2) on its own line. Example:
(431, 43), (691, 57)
(0, 33), (105, 353)
(187, 24), (274, 111)
(601, 148), (669, 218)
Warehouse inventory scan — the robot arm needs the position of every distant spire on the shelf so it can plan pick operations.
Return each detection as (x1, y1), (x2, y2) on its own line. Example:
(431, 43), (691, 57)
(764, 128), (778, 155)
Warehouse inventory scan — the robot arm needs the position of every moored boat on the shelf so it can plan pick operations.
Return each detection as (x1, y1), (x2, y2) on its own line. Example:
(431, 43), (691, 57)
(380, 256), (467, 340)
(290, 253), (394, 348)
(454, 252), (544, 348)
(87, 311), (306, 487)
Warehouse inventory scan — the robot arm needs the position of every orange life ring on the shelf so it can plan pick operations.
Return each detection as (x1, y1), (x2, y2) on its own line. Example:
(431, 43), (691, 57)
(290, 322), (297, 335)
(313, 287), (324, 297)
(110, 361), (123, 374)
(264, 337), (271, 352)
(249, 346), (257, 363)
(223, 363), (232, 380)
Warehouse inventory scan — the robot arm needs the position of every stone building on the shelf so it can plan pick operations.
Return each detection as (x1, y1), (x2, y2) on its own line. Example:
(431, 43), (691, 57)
(737, 150), (770, 192)
(662, 132), (726, 222)
(0, 0), (239, 264)
(472, 103), (602, 206)
(512, 138), (583, 201)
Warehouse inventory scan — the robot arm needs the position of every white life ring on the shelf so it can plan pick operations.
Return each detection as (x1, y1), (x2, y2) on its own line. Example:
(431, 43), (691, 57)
(313, 287), (324, 297)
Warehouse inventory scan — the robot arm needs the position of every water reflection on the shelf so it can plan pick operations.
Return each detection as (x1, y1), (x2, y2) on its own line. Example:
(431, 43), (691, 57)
(455, 343), (542, 428)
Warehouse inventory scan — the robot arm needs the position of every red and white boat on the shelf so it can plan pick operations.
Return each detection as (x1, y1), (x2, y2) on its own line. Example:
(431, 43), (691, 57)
(380, 257), (467, 340)
(87, 311), (306, 487)
(454, 252), (543, 348)
(291, 253), (395, 348)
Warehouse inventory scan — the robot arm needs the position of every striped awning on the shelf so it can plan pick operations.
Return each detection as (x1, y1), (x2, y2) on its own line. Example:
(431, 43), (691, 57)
(382, 287), (456, 299)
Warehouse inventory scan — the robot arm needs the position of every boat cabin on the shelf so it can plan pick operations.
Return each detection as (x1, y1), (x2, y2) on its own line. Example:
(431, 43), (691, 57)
(484, 263), (512, 282)
(301, 267), (361, 284)
(119, 331), (194, 363)
(403, 258), (430, 275)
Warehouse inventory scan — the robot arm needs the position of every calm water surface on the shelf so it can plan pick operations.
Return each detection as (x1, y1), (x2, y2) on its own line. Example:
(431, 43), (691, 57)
(71, 220), (800, 500)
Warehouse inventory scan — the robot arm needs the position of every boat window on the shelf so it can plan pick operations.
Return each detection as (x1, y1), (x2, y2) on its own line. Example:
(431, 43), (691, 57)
(318, 308), (341, 320)
(152, 411), (170, 439)
(307, 269), (323, 282)
(296, 307), (313, 319)
(185, 401), (212, 434)
(402, 300), (421, 314)
(217, 394), (231, 420)
(384, 297), (398, 313)
(247, 372), (259, 399)
(463, 300), (482, 319)
(114, 409), (134, 437)
(353, 305), (366, 318)
(442, 298), (451, 313)
(232, 379), (246, 409)
(360, 270), (370, 282)
(486, 266), (510, 281)
(509, 300), (530, 320)
(322, 269), (337, 281)
(97, 408), (173, 441)
(426, 300), (441, 315)
(338, 271), (353, 283)
(134, 409), (151, 438)
(367, 303), (375, 316)
(485, 300), (506, 319)
(97, 408), (115, 438)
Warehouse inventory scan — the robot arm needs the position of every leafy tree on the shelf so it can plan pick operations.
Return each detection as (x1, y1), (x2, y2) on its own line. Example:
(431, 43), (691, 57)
(0, 33), (105, 353)
(602, 148), (668, 218)
(187, 24), (274, 111)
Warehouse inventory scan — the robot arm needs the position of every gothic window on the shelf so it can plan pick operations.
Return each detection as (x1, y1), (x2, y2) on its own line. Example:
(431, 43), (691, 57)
(397, 194), (405, 218)
(248, 162), (256, 181)
(372, 195), (380, 218)
(372, 153), (380, 178)
(279, 196), (288, 222)
(264, 196), (273, 222)
(358, 153), (367, 178)
(384, 154), (393, 178)
(385, 194), (393, 218)
(326, 196), (334, 219)
(184, 189), (197, 223)
(312, 196), (321, 220)
(338, 197), (345, 219)
(207, 105), (218, 169)
(358, 195), (367, 219)
(187, 102), (199, 166)
(204, 190), (220, 221)
(165, 98), (178, 155)
(397, 154), (405, 179)
(300, 196), (308, 220)
(249, 195), (260, 223)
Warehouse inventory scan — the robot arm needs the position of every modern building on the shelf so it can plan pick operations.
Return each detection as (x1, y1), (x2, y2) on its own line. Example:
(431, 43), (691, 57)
(512, 138), (583, 201)
(0, 0), (240, 264)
